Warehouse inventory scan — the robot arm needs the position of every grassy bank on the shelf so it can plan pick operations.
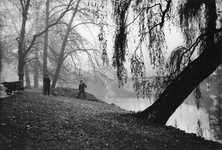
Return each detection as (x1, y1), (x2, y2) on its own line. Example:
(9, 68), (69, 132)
(0, 91), (221, 150)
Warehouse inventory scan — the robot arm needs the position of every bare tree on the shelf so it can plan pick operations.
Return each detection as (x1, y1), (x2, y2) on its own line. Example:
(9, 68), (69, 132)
(14, 0), (73, 85)
(50, 0), (110, 88)
(51, 0), (81, 88)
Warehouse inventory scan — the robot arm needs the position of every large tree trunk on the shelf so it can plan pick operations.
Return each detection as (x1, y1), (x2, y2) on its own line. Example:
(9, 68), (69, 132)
(18, 0), (30, 87)
(43, 0), (50, 93)
(24, 64), (31, 88)
(34, 1), (41, 88)
(16, 0), (71, 89)
(18, 43), (25, 84)
(34, 50), (39, 88)
(135, 39), (222, 125)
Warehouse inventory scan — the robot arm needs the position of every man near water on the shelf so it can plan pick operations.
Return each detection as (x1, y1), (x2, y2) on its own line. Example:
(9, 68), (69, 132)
(77, 80), (87, 99)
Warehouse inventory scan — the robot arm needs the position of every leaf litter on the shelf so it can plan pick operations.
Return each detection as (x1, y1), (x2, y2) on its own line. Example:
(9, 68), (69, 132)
(0, 90), (221, 150)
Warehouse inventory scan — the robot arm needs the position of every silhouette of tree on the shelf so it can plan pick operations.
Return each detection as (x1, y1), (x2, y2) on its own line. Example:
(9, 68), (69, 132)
(112, 0), (222, 125)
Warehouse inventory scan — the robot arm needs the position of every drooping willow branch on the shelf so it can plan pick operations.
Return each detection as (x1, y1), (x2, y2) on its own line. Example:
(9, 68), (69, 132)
(112, 0), (132, 86)
(112, 0), (172, 89)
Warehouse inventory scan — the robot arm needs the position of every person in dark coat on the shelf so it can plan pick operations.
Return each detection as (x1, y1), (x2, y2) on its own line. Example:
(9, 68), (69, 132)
(44, 74), (51, 96)
(77, 80), (87, 99)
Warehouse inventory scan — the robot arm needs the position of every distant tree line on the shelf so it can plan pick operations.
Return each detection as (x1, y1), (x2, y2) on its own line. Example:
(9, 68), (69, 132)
(1, 0), (112, 88)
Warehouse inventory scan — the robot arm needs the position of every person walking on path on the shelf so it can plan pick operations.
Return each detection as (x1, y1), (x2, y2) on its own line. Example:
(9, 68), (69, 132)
(77, 80), (87, 99)
(44, 74), (51, 96)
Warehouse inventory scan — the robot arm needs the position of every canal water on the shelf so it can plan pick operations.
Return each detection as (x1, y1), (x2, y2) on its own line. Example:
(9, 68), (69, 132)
(104, 97), (215, 142)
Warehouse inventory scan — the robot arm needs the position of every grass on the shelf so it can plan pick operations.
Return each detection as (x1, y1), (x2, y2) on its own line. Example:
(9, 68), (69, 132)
(0, 91), (221, 150)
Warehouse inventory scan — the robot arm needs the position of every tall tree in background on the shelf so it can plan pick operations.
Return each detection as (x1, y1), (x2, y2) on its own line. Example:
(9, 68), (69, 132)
(33, 0), (43, 88)
(24, 57), (31, 88)
(43, 0), (50, 92)
(51, 0), (81, 88)
(112, 0), (222, 125)
(17, 0), (30, 83)
(2, 0), (44, 86)
(51, 0), (109, 88)
(14, 0), (73, 85)
(2, 0), (111, 88)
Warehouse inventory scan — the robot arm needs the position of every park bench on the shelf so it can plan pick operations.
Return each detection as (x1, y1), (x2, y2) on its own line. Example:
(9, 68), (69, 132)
(1, 81), (25, 95)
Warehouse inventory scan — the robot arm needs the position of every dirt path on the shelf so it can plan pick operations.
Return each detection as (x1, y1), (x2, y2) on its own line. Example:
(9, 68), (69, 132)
(25, 88), (42, 93)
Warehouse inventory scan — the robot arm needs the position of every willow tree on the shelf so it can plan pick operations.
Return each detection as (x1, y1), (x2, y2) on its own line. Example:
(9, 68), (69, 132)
(112, 0), (222, 125)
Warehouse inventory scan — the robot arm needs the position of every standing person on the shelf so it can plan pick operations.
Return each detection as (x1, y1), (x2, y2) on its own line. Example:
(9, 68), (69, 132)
(77, 80), (87, 99)
(44, 74), (51, 96)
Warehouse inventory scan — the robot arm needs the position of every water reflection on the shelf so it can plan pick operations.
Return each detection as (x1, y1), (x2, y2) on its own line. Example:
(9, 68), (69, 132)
(104, 97), (215, 142)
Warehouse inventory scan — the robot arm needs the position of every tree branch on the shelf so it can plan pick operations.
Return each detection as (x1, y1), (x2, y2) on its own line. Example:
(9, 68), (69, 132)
(126, 3), (162, 27)
(23, 0), (74, 57)
(160, 0), (172, 28)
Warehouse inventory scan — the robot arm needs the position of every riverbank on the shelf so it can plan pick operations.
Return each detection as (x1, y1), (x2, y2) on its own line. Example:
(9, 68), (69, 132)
(0, 91), (221, 150)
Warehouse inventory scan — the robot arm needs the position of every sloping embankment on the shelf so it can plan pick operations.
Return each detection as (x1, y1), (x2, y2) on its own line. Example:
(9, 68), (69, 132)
(0, 91), (221, 150)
